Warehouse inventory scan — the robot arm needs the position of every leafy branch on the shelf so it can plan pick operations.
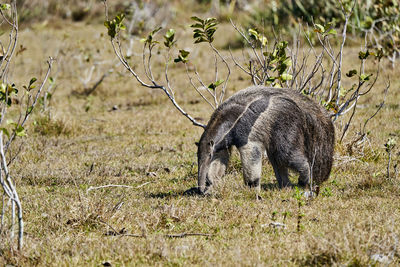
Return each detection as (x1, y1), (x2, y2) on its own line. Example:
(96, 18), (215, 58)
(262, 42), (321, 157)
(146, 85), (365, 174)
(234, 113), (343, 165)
(103, 1), (231, 128)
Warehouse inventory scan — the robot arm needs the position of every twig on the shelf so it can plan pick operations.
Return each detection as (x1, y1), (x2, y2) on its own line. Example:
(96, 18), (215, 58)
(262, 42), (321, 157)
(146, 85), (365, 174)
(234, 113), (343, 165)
(86, 181), (151, 193)
(135, 181), (151, 189)
(83, 72), (109, 96)
(99, 219), (144, 237)
(165, 233), (213, 238)
(99, 218), (212, 239)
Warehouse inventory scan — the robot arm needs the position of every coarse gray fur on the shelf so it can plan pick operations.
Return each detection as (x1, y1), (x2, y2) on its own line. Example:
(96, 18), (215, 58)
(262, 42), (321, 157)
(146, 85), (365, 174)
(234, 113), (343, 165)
(197, 86), (335, 194)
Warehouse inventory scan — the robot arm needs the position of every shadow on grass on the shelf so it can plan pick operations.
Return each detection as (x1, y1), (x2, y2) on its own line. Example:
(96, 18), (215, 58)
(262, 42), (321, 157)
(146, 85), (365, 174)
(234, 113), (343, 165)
(147, 183), (283, 199)
(147, 187), (203, 199)
(147, 190), (187, 199)
(261, 182), (281, 191)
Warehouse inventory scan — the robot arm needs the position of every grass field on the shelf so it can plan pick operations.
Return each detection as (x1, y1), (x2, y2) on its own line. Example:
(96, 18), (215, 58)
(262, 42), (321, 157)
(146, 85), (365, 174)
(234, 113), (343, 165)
(0, 2), (400, 266)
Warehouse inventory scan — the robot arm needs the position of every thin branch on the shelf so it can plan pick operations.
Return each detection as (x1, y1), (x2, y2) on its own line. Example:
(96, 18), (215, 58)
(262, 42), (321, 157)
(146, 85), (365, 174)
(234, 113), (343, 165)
(210, 43), (230, 104)
(165, 233), (213, 238)
(361, 80), (389, 135)
(4, 57), (54, 153)
(334, 0), (356, 121)
(83, 72), (109, 96)
(185, 64), (215, 109)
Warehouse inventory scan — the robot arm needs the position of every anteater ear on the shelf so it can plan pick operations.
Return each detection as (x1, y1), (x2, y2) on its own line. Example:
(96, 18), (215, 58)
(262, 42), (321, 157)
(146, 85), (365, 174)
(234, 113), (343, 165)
(195, 142), (199, 147)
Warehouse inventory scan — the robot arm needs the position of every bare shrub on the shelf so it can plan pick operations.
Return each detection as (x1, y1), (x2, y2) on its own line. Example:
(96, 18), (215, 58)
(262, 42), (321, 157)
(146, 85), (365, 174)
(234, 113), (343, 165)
(0, 1), (53, 250)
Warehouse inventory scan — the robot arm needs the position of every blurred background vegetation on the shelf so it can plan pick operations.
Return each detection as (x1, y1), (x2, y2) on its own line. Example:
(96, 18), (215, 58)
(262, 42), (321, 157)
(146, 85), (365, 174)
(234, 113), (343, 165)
(16, 0), (399, 61)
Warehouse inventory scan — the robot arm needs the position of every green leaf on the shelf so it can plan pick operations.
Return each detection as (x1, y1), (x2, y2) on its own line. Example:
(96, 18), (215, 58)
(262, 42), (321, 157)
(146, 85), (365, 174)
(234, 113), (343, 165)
(179, 49), (190, 58)
(260, 36), (268, 47)
(190, 16), (203, 23)
(0, 128), (9, 138)
(193, 32), (202, 38)
(165, 28), (175, 39)
(174, 49), (190, 63)
(248, 28), (259, 39)
(283, 58), (292, 67)
(278, 41), (288, 49)
(29, 77), (37, 86)
(207, 79), (224, 90)
(0, 4), (10, 10)
(191, 16), (218, 44)
(190, 23), (203, 29)
(314, 24), (325, 33)
(194, 37), (207, 44)
(266, 77), (277, 83)
(164, 28), (176, 48)
(360, 16), (373, 30)
(208, 83), (216, 90)
(346, 69), (357, 77)
(214, 79), (224, 87)
(15, 125), (26, 137)
(339, 87), (347, 97)
(143, 26), (162, 45)
(280, 73), (293, 81)
(104, 13), (126, 39)
(205, 22), (218, 30)
(358, 50), (370, 60)
(326, 29), (337, 35)
(374, 48), (384, 60)
(360, 73), (373, 81)
(150, 26), (162, 36)
(205, 18), (217, 24)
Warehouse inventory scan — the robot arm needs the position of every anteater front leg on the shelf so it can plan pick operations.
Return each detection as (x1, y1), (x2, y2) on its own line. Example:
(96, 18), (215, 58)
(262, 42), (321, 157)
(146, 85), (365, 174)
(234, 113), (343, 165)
(239, 142), (263, 191)
(207, 148), (230, 187)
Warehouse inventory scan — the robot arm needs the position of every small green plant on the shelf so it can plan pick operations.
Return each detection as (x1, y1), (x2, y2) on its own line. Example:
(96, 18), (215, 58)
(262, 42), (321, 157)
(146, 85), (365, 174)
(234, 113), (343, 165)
(268, 210), (287, 232)
(174, 49), (190, 63)
(33, 116), (70, 137)
(293, 186), (305, 232)
(263, 40), (293, 86)
(248, 28), (268, 47)
(384, 137), (396, 179)
(163, 28), (176, 48)
(104, 13), (126, 39)
(190, 16), (218, 44)
(321, 187), (333, 197)
(271, 210), (278, 222)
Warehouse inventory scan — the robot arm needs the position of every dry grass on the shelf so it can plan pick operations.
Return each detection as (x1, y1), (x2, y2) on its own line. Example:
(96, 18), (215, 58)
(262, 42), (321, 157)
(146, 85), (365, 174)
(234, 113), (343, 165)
(0, 8), (399, 266)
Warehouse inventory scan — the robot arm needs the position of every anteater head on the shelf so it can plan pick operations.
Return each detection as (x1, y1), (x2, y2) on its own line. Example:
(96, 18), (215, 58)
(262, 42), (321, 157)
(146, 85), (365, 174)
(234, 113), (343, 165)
(196, 136), (215, 194)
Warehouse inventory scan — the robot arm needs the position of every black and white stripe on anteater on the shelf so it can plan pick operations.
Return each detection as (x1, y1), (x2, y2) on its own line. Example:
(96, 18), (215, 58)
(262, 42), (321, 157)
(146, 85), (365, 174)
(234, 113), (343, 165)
(197, 86), (335, 194)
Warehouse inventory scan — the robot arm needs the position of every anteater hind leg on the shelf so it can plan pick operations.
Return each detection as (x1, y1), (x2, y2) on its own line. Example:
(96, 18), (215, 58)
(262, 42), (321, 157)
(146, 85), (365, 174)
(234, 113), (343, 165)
(239, 142), (263, 191)
(269, 157), (291, 188)
(289, 152), (310, 187)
